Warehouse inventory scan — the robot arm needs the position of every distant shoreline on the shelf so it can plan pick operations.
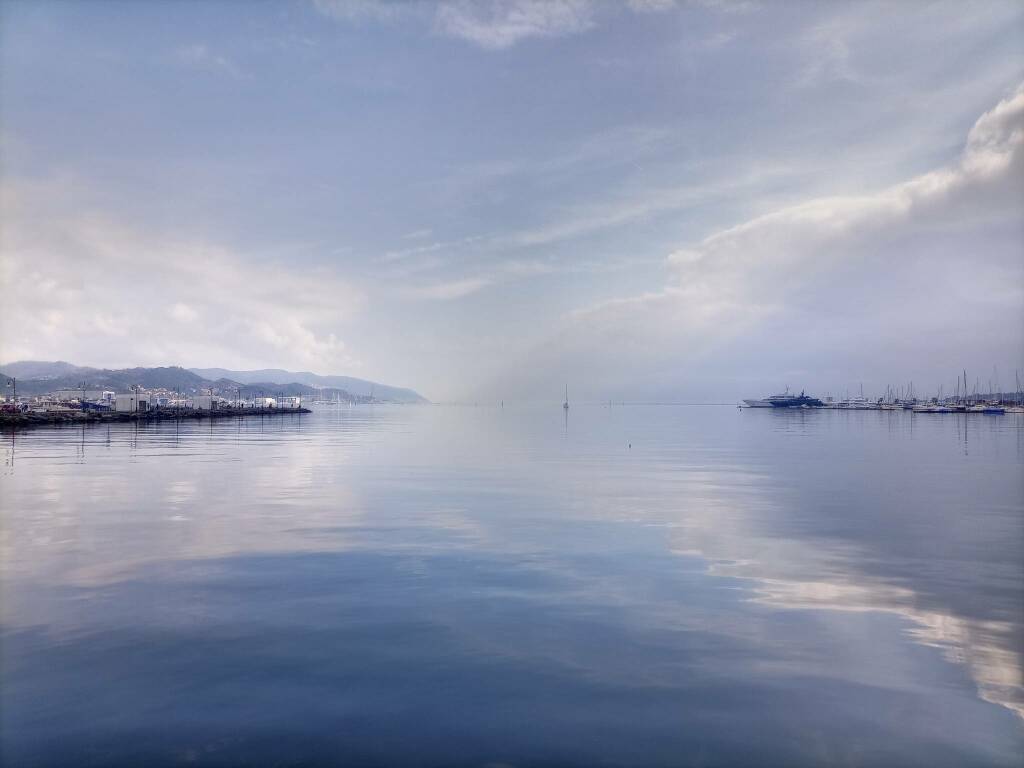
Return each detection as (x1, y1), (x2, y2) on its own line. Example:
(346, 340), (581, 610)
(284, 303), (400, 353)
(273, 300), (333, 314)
(0, 407), (311, 430)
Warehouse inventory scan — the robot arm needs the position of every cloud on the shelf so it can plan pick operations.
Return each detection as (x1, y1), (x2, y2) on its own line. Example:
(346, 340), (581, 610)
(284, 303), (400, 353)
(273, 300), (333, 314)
(433, 0), (595, 49)
(170, 302), (199, 323)
(629, 0), (757, 13)
(312, 0), (598, 48)
(627, 0), (677, 12)
(379, 235), (484, 265)
(794, 18), (862, 89)
(403, 276), (492, 301)
(174, 44), (244, 79)
(0, 180), (365, 373)
(498, 162), (788, 248)
(312, 0), (758, 50)
(311, 0), (420, 23)
(491, 83), (1024, 399)
(401, 228), (433, 240)
(664, 82), (1024, 294)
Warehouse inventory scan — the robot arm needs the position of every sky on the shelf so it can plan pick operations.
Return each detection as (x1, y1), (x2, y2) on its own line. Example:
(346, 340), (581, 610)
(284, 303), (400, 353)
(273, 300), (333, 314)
(1, 0), (1022, 402)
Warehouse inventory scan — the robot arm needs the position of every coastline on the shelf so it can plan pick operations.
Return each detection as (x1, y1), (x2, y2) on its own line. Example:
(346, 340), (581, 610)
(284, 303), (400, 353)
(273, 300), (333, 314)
(0, 406), (312, 430)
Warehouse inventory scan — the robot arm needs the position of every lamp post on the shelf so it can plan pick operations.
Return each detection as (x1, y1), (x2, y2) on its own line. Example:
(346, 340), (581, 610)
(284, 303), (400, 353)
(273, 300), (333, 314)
(5, 377), (14, 406)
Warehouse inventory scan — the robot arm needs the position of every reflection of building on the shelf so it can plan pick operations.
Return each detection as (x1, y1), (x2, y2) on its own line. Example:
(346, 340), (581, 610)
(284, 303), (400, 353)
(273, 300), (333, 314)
(114, 393), (151, 412)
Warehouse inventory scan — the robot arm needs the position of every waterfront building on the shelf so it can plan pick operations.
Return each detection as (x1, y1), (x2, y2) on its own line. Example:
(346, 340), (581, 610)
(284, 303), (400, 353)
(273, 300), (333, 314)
(52, 389), (109, 402)
(114, 393), (152, 412)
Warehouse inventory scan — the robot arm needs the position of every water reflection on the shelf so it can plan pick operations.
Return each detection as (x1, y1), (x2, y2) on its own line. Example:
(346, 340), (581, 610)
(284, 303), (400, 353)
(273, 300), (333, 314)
(1, 407), (1022, 766)
(659, 410), (1024, 721)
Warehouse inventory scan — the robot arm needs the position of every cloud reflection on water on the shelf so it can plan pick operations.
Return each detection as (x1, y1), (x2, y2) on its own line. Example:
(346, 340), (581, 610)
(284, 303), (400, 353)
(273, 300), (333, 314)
(1, 406), (1021, 765)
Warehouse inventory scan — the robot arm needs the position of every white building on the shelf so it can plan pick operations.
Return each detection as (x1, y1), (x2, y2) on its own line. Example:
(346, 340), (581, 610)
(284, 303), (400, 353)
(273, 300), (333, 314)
(114, 393), (152, 412)
(191, 395), (214, 411)
(53, 389), (107, 402)
(278, 396), (302, 409)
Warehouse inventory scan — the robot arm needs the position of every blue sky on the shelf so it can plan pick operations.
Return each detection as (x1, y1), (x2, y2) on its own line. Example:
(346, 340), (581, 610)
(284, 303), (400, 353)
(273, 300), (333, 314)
(2, 0), (1022, 400)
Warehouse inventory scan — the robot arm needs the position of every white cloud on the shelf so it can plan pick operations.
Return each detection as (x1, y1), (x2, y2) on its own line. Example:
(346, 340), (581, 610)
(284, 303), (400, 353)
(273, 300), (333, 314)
(500, 163), (788, 248)
(491, 83), (1024, 399)
(174, 44), (244, 78)
(794, 18), (862, 89)
(312, 0), (757, 50)
(312, 0), (599, 49)
(665, 83), (1024, 290)
(629, 0), (756, 13)
(401, 227), (433, 240)
(403, 276), (492, 300)
(379, 235), (484, 264)
(434, 0), (595, 49)
(170, 302), (199, 323)
(627, 0), (677, 12)
(311, 0), (420, 23)
(0, 181), (366, 373)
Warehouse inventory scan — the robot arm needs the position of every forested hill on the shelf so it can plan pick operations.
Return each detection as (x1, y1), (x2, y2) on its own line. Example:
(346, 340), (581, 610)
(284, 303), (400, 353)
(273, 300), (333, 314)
(0, 361), (427, 403)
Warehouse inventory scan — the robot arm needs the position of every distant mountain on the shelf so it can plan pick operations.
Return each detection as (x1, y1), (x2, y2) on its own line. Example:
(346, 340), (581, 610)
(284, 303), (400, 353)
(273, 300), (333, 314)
(189, 368), (428, 403)
(0, 365), (214, 397)
(0, 360), (94, 380)
(0, 361), (428, 403)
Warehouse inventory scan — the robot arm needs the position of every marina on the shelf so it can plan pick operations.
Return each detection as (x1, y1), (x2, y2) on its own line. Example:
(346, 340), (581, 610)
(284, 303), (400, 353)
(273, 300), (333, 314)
(741, 373), (1024, 414)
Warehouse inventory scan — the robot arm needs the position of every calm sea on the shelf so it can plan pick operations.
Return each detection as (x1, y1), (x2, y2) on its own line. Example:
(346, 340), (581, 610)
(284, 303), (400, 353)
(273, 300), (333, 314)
(1, 405), (1022, 766)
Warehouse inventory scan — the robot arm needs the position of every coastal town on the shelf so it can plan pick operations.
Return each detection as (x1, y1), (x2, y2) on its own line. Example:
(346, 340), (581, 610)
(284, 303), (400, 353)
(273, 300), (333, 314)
(0, 362), (433, 427)
(3, 386), (303, 413)
(0, 382), (309, 427)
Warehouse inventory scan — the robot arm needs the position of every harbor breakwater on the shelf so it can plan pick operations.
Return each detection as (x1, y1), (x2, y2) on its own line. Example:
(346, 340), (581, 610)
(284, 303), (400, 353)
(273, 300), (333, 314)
(0, 407), (311, 429)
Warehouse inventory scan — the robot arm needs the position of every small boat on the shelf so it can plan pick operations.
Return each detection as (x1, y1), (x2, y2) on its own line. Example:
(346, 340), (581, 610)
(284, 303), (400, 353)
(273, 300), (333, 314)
(965, 402), (1004, 414)
(844, 396), (875, 410)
